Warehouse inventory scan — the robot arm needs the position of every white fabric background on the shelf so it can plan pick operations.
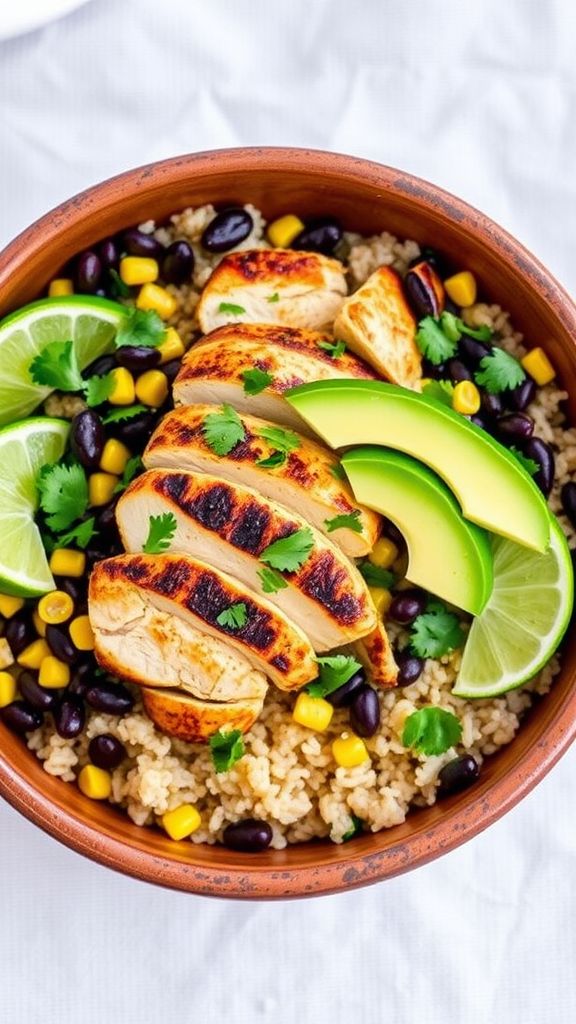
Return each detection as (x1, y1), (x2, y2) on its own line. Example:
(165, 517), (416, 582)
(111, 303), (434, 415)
(1, 2), (575, 1022)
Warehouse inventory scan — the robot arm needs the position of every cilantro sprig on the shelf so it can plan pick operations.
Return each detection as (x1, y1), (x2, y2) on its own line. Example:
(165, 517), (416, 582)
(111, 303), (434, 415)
(115, 307), (165, 348)
(324, 509), (363, 534)
(142, 513), (177, 554)
(421, 379), (454, 408)
(113, 455), (144, 495)
(259, 527), (314, 573)
(306, 654), (362, 698)
(29, 340), (112, 409)
(256, 426), (300, 469)
(357, 562), (395, 589)
(509, 446), (538, 477)
(415, 317), (457, 365)
(102, 404), (147, 425)
(409, 601), (465, 659)
(218, 302), (246, 316)
(209, 729), (245, 773)
(402, 706), (462, 756)
(439, 311), (493, 343)
(216, 602), (248, 630)
(37, 462), (89, 532)
(342, 814), (364, 842)
(257, 566), (288, 594)
(474, 348), (526, 394)
(202, 405), (246, 456)
(317, 339), (347, 359)
(56, 516), (97, 549)
(241, 368), (273, 395)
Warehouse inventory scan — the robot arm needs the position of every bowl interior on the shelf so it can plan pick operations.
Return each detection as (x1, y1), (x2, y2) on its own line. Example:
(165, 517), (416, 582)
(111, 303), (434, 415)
(1, 149), (575, 898)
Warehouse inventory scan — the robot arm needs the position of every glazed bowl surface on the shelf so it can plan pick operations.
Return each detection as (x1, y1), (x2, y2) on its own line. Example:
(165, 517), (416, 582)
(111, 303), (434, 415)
(1, 147), (575, 899)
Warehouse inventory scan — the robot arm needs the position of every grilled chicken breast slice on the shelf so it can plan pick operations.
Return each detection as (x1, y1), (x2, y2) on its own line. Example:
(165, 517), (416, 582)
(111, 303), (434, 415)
(116, 470), (377, 651)
(143, 404), (381, 557)
(333, 266), (422, 389)
(142, 687), (263, 742)
(172, 323), (377, 434)
(89, 553), (317, 691)
(352, 621), (398, 688)
(196, 248), (347, 334)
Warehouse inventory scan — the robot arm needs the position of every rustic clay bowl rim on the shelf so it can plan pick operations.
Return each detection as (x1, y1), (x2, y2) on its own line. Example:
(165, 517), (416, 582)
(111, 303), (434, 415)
(0, 148), (575, 899)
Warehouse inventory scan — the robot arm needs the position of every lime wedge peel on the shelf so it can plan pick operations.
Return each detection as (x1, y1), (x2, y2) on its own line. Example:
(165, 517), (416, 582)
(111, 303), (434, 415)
(453, 516), (573, 699)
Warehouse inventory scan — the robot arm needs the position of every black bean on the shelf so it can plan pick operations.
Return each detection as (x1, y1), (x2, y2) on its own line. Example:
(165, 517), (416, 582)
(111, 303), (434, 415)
(509, 377), (536, 412)
(5, 614), (35, 657)
(497, 412), (534, 442)
(70, 410), (105, 470)
(389, 589), (427, 625)
(1, 701), (43, 734)
(112, 410), (157, 446)
(69, 661), (94, 697)
(469, 414), (489, 432)
(88, 734), (126, 770)
(201, 207), (253, 253)
(422, 359), (446, 380)
(561, 482), (576, 527)
(222, 818), (273, 852)
(60, 577), (87, 607)
(481, 391), (504, 418)
(97, 237), (120, 270)
(82, 354), (117, 380)
(458, 336), (492, 367)
(291, 218), (343, 256)
(85, 680), (134, 715)
(325, 670), (367, 708)
(75, 251), (102, 293)
(161, 359), (181, 384)
(96, 500), (120, 539)
(54, 695), (85, 739)
(85, 546), (111, 569)
(122, 227), (164, 260)
(396, 652), (424, 687)
(522, 437), (555, 497)
(382, 518), (405, 549)
(447, 358), (472, 383)
(404, 261), (444, 319)
(349, 686), (381, 738)
(45, 625), (79, 665)
(438, 755), (480, 796)
(116, 345), (161, 373)
(162, 240), (195, 284)
(19, 670), (60, 711)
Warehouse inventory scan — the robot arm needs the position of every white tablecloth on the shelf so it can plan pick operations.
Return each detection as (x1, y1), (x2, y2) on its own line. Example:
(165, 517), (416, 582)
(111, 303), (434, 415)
(1, 3), (575, 1021)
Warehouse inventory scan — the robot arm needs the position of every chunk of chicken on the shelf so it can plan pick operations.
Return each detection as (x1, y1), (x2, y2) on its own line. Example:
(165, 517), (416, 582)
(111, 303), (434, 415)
(172, 323), (377, 435)
(352, 621), (398, 688)
(116, 470), (377, 652)
(333, 266), (422, 389)
(89, 553), (317, 691)
(142, 687), (263, 743)
(196, 248), (347, 334)
(143, 404), (381, 558)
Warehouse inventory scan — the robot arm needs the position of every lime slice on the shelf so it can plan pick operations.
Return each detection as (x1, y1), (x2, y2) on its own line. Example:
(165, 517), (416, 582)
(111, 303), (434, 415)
(0, 295), (126, 426)
(0, 417), (69, 596)
(453, 516), (573, 698)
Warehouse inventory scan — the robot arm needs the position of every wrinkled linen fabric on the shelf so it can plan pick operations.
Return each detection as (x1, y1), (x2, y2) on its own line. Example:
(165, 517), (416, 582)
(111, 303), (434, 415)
(1, 2), (575, 1022)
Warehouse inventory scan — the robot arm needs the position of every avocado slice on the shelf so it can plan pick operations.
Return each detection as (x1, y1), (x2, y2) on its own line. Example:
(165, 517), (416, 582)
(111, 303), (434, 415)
(286, 380), (549, 552)
(342, 447), (493, 614)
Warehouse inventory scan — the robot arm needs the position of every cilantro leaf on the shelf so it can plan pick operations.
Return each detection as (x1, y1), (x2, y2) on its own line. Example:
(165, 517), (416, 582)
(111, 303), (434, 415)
(108, 268), (131, 299)
(474, 348), (526, 394)
(241, 368), (273, 395)
(84, 373), (114, 408)
(56, 516), (97, 549)
(257, 566), (288, 594)
(256, 451), (287, 469)
(29, 340), (84, 392)
(509, 446), (539, 477)
(37, 462), (89, 532)
(256, 426), (300, 468)
(422, 379), (454, 408)
(113, 455), (144, 495)
(115, 307), (165, 348)
(440, 311), (493, 343)
(324, 509), (363, 534)
(218, 302), (246, 316)
(415, 317), (458, 365)
(357, 562), (395, 588)
(209, 729), (245, 773)
(202, 404), (246, 456)
(216, 602), (248, 630)
(142, 512), (177, 554)
(306, 654), (362, 698)
(267, 293), (280, 304)
(330, 462), (347, 481)
(342, 814), (364, 842)
(102, 404), (148, 425)
(410, 605), (465, 659)
(259, 527), (314, 572)
(317, 339), (347, 359)
(402, 706), (462, 756)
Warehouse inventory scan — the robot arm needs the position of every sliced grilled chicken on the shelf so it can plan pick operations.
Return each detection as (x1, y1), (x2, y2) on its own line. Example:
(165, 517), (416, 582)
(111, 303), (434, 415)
(352, 621), (398, 688)
(333, 266), (422, 389)
(116, 470), (377, 651)
(89, 553), (317, 691)
(142, 687), (263, 742)
(196, 248), (347, 334)
(172, 322), (377, 434)
(143, 404), (381, 557)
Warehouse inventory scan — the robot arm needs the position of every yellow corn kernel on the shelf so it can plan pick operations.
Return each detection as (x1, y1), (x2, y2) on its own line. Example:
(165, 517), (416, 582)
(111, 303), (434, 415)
(332, 732), (370, 768)
(17, 638), (50, 670)
(521, 347), (556, 386)
(49, 548), (86, 577)
(136, 282), (178, 320)
(369, 537), (399, 570)
(89, 472), (119, 507)
(267, 214), (305, 249)
(107, 367), (136, 406)
(78, 764), (112, 801)
(0, 594), (25, 618)
(39, 655), (70, 689)
(100, 438), (131, 476)
(369, 586), (393, 617)
(69, 615), (95, 652)
(135, 369), (169, 408)
(119, 256), (158, 286)
(48, 278), (74, 297)
(32, 609), (47, 637)
(162, 804), (202, 841)
(452, 380), (481, 416)
(0, 638), (13, 670)
(157, 327), (185, 364)
(444, 270), (477, 308)
(0, 671), (16, 708)
(37, 590), (74, 625)
(292, 692), (334, 732)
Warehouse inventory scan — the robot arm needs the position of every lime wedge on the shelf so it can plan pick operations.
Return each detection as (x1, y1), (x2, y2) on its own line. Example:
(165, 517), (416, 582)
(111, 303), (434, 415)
(453, 516), (573, 698)
(0, 417), (69, 595)
(0, 295), (126, 426)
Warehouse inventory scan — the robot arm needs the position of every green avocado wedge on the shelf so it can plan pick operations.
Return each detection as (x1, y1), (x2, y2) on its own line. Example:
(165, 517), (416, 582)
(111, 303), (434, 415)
(285, 380), (550, 552)
(342, 447), (493, 615)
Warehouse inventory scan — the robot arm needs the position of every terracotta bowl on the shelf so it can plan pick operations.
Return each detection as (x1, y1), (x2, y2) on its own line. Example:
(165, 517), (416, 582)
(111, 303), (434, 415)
(1, 148), (575, 899)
